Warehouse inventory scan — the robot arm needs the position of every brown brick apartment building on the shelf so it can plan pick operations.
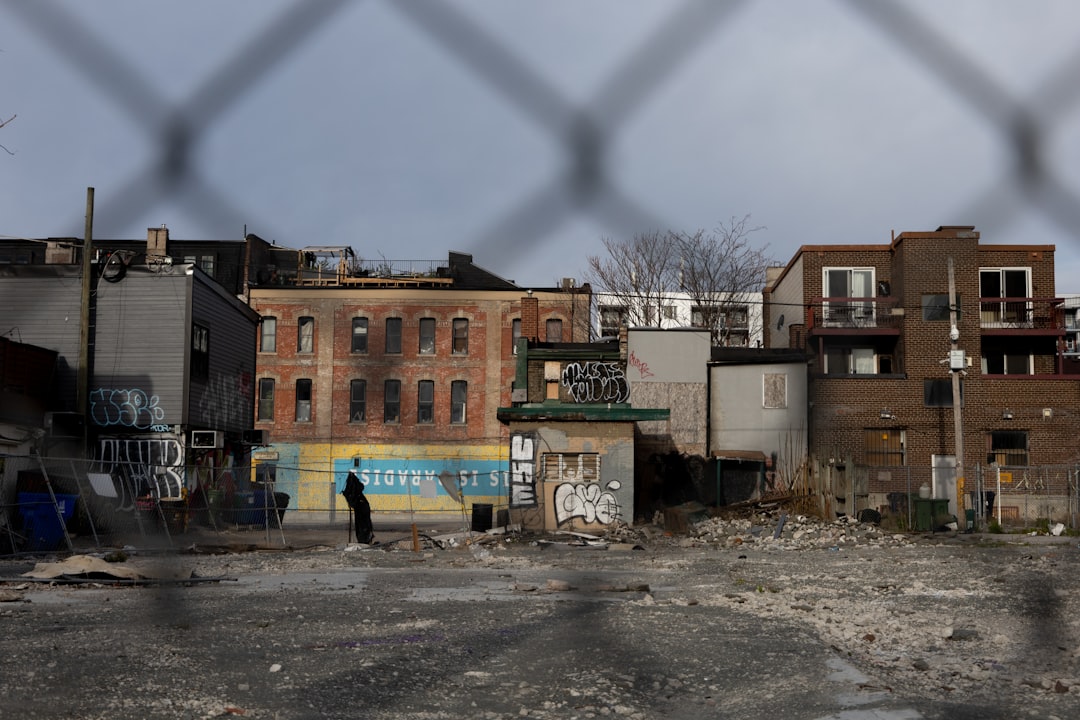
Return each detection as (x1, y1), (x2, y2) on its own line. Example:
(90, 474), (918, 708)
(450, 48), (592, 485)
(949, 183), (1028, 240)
(247, 250), (591, 519)
(764, 226), (1080, 525)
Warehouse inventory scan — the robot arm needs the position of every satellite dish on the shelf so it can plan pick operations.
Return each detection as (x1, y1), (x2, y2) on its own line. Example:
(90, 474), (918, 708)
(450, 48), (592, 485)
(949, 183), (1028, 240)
(776, 313), (785, 331)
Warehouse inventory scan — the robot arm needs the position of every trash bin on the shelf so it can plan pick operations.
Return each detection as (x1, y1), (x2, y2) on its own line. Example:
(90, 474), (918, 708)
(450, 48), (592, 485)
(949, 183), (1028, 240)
(965, 509), (975, 531)
(914, 498), (951, 532)
(471, 503), (493, 532)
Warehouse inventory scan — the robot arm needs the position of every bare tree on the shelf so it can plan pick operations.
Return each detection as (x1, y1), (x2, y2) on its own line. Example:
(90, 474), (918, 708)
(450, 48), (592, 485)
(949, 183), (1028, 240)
(585, 230), (682, 333)
(0, 114), (14, 156)
(674, 215), (770, 345)
(584, 217), (771, 345)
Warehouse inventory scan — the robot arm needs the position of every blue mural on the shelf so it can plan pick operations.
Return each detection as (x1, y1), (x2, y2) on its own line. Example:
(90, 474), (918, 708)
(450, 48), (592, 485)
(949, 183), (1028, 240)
(331, 458), (508, 498)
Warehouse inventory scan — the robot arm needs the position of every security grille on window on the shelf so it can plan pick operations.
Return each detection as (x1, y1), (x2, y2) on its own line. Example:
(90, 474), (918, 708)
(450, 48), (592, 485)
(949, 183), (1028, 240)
(542, 453), (601, 482)
(864, 428), (906, 466)
(988, 430), (1028, 466)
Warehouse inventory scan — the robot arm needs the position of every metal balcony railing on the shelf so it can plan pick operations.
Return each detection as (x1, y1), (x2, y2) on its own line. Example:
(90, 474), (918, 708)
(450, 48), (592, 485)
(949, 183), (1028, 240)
(979, 297), (1063, 330)
(808, 297), (902, 331)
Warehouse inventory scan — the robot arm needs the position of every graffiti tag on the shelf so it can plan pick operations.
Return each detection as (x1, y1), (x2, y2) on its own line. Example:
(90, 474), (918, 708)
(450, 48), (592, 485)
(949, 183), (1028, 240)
(96, 436), (185, 499)
(509, 433), (537, 508)
(90, 388), (166, 429)
(561, 362), (630, 404)
(554, 480), (622, 526)
(628, 351), (654, 379)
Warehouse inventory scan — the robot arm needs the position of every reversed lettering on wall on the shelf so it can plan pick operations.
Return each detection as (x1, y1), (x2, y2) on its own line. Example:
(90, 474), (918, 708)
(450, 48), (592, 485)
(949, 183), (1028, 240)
(90, 388), (166, 430)
(554, 480), (622, 525)
(561, 362), (630, 404)
(509, 433), (537, 508)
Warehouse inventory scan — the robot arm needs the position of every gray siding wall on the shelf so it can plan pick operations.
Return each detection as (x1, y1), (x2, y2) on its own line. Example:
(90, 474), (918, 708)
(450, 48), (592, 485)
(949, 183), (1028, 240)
(187, 272), (257, 432)
(0, 267), (86, 410)
(709, 361), (807, 460)
(92, 266), (189, 429)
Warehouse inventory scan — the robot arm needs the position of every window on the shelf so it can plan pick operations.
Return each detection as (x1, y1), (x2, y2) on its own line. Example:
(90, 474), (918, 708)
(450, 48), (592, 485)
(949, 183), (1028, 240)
(599, 305), (627, 337)
(191, 323), (210, 380)
(545, 318), (563, 342)
(452, 318), (468, 354)
(662, 305), (677, 321)
(295, 379), (312, 422)
(349, 379), (366, 422)
(988, 430), (1028, 466)
(298, 316), (314, 353)
(981, 351), (1032, 375)
(865, 428), (906, 466)
(419, 318), (436, 355)
(691, 305), (717, 328)
(824, 346), (876, 374)
(417, 380), (434, 424)
(351, 317), (368, 353)
(922, 294), (961, 322)
(199, 254), (215, 277)
(257, 378), (275, 421)
(512, 318), (521, 354)
(823, 267), (874, 324)
(260, 317), (277, 353)
(980, 268), (1031, 325)
(541, 453), (601, 482)
(384, 380), (401, 423)
(385, 318), (402, 354)
(924, 378), (962, 407)
(763, 373), (787, 408)
(450, 380), (467, 424)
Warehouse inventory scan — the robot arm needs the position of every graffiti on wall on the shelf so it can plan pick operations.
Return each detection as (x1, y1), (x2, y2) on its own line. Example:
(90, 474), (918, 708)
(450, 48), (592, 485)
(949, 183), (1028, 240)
(628, 350), (655, 379)
(554, 480), (622, 526)
(96, 436), (185, 499)
(561, 362), (630, 404)
(197, 371), (252, 429)
(90, 388), (168, 431)
(509, 433), (537, 508)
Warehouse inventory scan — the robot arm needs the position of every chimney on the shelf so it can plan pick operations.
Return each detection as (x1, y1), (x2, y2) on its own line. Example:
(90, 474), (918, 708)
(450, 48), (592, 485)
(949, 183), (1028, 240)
(147, 225), (169, 258)
(521, 292), (539, 341)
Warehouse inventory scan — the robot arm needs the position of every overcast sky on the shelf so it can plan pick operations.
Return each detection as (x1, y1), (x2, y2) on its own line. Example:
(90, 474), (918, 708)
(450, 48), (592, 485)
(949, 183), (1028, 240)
(2, 0), (1080, 290)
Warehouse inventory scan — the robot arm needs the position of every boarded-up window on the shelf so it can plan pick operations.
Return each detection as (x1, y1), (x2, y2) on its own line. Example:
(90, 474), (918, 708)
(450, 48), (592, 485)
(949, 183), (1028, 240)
(865, 428), (905, 466)
(763, 373), (787, 408)
(987, 430), (1028, 466)
(542, 453), (601, 483)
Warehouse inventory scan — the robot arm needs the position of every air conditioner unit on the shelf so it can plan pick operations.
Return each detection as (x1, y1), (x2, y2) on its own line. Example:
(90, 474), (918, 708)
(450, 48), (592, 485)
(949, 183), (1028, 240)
(242, 429), (269, 446)
(44, 412), (85, 439)
(190, 430), (224, 449)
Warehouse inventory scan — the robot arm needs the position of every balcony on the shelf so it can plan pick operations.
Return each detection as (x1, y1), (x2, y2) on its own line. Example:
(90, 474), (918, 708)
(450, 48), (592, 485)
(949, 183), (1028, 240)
(979, 297), (1064, 335)
(807, 297), (901, 336)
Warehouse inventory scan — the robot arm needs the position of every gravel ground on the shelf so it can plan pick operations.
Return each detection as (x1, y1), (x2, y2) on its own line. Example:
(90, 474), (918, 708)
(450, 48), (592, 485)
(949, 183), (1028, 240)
(0, 515), (1078, 719)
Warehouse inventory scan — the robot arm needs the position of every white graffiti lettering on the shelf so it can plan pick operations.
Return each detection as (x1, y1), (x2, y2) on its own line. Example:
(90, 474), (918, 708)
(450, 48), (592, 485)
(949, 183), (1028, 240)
(561, 362), (630, 404)
(553, 481), (622, 526)
(89, 388), (166, 430)
(509, 433), (537, 508)
(96, 436), (185, 500)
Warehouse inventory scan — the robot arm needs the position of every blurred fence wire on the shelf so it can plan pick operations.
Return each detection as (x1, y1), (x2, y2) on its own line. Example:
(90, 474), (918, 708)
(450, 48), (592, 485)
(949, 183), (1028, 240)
(6, 0), (1080, 264)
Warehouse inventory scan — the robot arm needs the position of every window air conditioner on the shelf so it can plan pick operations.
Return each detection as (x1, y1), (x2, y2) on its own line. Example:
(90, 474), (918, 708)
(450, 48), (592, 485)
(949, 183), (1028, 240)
(242, 429), (268, 446)
(190, 430), (224, 449)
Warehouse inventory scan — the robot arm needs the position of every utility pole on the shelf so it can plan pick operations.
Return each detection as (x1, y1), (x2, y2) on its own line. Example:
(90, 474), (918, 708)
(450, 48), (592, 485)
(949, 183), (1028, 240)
(77, 187), (95, 421)
(947, 258), (966, 524)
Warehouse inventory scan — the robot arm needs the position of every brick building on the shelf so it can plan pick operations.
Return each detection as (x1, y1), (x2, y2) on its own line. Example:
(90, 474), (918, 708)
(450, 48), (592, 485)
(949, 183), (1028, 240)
(764, 226), (1080, 524)
(247, 250), (591, 520)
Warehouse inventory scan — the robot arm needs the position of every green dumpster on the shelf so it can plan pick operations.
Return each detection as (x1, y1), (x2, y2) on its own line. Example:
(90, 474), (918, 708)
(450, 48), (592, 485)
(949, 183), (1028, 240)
(914, 498), (951, 531)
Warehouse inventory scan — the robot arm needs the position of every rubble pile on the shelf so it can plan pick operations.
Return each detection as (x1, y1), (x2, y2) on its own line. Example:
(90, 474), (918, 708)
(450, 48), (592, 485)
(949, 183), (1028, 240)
(683, 511), (913, 550)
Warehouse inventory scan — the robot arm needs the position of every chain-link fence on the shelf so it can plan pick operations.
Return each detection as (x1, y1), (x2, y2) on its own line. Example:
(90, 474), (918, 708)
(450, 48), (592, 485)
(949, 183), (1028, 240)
(5, 1), (1080, 269)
